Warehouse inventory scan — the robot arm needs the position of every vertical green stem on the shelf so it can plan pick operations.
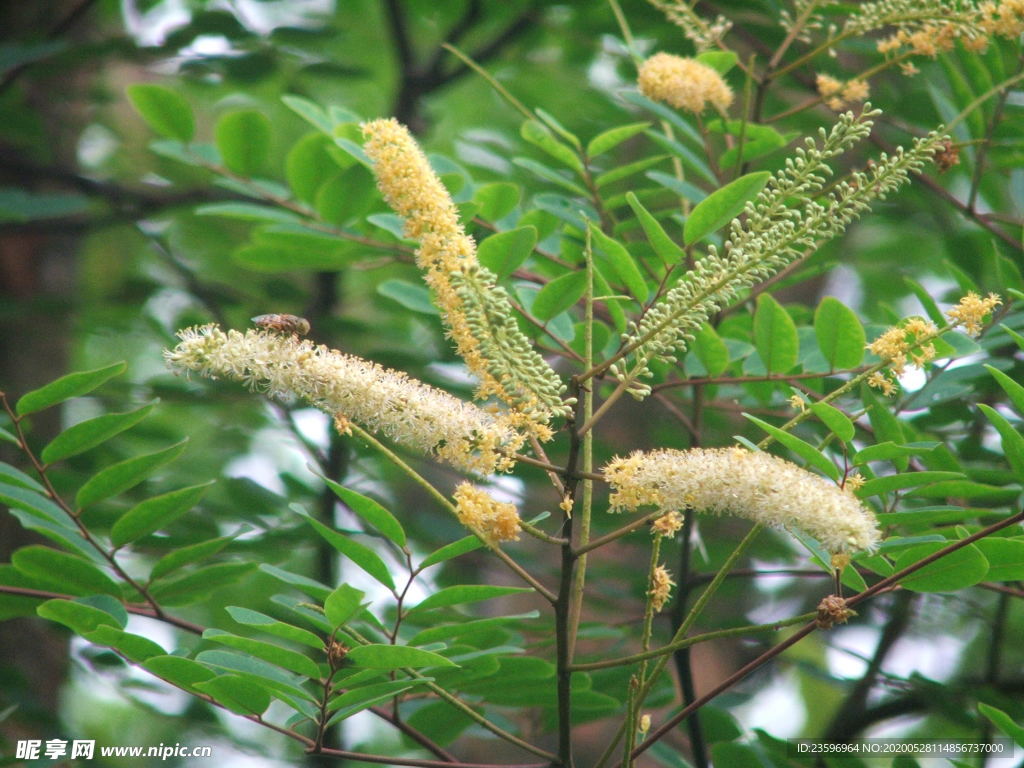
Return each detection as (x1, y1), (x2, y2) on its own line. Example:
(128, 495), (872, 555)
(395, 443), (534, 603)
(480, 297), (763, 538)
(623, 535), (663, 768)
(595, 523), (763, 766)
(568, 229), (596, 652)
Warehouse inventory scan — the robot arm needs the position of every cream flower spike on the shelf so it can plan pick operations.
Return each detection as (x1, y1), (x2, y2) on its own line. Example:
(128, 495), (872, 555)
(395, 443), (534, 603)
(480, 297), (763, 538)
(361, 117), (571, 435)
(604, 447), (880, 553)
(637, 52), (733, 114)
(165, 324), (525, 475)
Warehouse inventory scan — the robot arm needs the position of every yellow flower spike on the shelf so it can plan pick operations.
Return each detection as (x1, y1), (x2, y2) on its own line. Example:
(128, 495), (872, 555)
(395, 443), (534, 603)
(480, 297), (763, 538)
(361, 118), (571, 431)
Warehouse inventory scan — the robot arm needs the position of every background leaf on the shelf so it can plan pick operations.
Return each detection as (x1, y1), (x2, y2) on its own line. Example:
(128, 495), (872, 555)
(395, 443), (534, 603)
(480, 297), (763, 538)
(126, 84), (195, 142)
(683, 171), (770, 244)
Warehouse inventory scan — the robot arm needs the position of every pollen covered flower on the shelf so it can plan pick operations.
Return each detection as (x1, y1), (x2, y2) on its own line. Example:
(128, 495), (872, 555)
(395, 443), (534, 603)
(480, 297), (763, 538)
(649, 564), (675, 612)
(361, 118), (569, 430)
(945, 291), (1002, 336)
(651, 511), (684, 537)
(817, 74), (870, 110)
(638, 52), (734, 114)
(165, 325), (525, 475)
(604, 447), (880, 553)
(867, 371), (897, 396)
(453, 482), (521, 543)
(866, 317), (938, 376)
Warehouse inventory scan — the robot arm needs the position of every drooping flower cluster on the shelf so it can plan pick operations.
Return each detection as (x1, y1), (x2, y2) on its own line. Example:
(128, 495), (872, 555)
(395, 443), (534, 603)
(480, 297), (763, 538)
(946, 291), (1002, 335)
(165, 325), (525, 475)
(604, 447), (881, 553)
(637, 53), (734, 114)
(616, 108), (945, 397)
(361, 118), (570, 433)
(648, 564), (675, 612)
(453, 482), (522, 544)
(815, 74), (870, 110)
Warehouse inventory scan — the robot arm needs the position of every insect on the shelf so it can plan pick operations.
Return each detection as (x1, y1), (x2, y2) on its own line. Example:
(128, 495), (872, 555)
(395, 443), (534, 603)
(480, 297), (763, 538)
(251, 313), (311, 337)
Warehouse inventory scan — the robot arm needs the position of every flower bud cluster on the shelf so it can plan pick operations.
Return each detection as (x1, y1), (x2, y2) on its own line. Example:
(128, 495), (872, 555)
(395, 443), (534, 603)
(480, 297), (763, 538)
(617, 109), (944, 394)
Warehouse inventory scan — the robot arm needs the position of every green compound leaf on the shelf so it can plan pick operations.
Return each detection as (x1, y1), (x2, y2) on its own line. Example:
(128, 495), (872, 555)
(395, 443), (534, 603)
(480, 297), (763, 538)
(477, 226), (537, 280)
(126, 84), (195, 142)
(324, 479), (406, 547)
(37, 598), (124, 634)
(985, 364), (1024, 415)
(975, 538), (1024, 582)
(281, 94), (332, 133)
(326, 680), (424, 727)
(856, 471), (964, 498)
(196, 201), (303, 224)
(203, 628), (321, 678)
(376, 279), (437, 315)
(892, 540), (988, 593)
(589, 223), (648, 302)
(149, 534), (236, 582)
(626, 191), (684, 266)
(286, 132), (339, 203)
(225, 606), (323, 649)
(75, 439), (188, 509)
(978, 404), (1024, 480)
(418, 536), (484, 570)
(520, 120), (583, 174)
(814, 296), (866, 370)
(0, 462), (44, 493)
(16, 362), (126, 416)
(587, 122), (651, 158)
(84, 626), (166, 662)
(696, 50), (739, 74)
(810, 401), (855, 443)
(979, 702), (1024, 747)
(743, 414), (840, 481)
(532, 270), (588, 322)
(215, 109), (271, 176)
(300, 512), (395, 591)
(149, 562), (255, 606)
(324, 583), (365, 628)
(407, 585), (534, 615)
(684, 171), (769, 245)
(143, 655), (217, 694)
(258, 564), (332, 600)
(41, 402), (156, 465)
(852, 441), (938, 464)
(13, 546), (121, 597)
(347, 644), (457, 670)
(474, 182), (521, 221)
(753, 294), (798, 374)
(194, 674), (272, 716)
(110, 481), (214, 548)
(692, 323), (729, 377)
